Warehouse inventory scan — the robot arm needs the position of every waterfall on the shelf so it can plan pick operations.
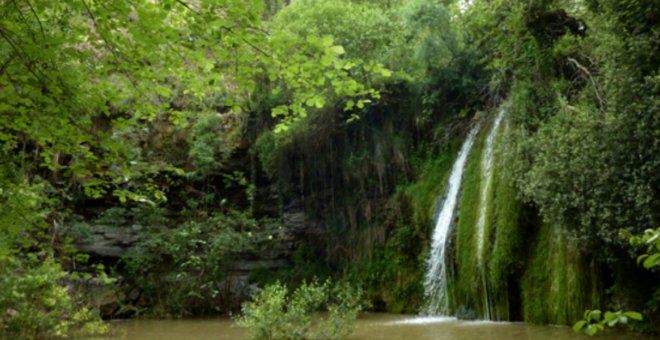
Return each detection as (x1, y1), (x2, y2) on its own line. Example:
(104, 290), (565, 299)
(423, 125), (479, 316)
(476, 108), (506, 265)
(475, 108), (506, 320)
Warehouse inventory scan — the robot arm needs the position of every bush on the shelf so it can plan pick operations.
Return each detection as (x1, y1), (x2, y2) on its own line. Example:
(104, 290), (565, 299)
(573, 228), (659, 335)
(236, 280), (365, 340)
(121, 211), (274, 316)
(0, 255), (107, 339)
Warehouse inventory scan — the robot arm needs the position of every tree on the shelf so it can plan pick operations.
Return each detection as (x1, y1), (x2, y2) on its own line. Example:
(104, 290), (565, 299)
(0, 0), (384, 335)
(0, 0), (385, 249)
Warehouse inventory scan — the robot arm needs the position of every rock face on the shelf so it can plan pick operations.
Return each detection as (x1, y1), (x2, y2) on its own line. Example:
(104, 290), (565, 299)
(283, 210), (324, 237)
(70, 208), (322, 313)
(225, 209), (321, 304)
(74, 224), (143, 258)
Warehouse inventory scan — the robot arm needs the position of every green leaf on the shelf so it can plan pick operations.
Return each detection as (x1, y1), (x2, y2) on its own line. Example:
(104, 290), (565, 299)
(330, 45), (345, 55)
(306, 35), (319, 45)
(572, 320), (586, 332)
(156, 86), (171, 98)
(586, 325), (598, 336)
(603, 311), (616, 322)
(642, 253), (660, 269)
(343, 61), (356, 70)
(321, 36), (334, 47)
(321, 55), (334, 67)
(314, 96), (325, 108)
(588, 310), (602, 322)
(623, 311), (643, 321)
(637, 254), (649, 266)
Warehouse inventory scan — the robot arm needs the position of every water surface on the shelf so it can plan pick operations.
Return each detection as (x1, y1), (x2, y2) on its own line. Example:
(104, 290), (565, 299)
(104, 313), (650, 340)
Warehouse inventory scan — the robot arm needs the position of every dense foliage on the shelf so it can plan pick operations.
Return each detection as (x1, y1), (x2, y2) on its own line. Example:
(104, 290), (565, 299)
(121, 211), (274, 317)
(0, 0), (658, 337)
(0, 0), (383, 335)
(468, 0), (659, 249)
(0, 256), (108, 338)
(236, 280), (365, 340)
(572, 228), (659, 336)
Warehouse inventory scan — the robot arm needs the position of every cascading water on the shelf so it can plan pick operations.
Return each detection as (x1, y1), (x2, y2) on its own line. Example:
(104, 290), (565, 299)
(476, 108), (506, 265)
(423, 125), (480, 316)
(475, 108), (506, 320)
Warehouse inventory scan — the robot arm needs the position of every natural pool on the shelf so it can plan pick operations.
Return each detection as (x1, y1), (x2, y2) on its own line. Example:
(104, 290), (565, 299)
(102, 313), (652, 339)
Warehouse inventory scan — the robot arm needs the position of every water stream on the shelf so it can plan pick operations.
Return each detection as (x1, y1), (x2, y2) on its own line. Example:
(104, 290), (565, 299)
(475, 108), (506, 320)
(422, 125), (480, 315)
(476, 108), (506, 265)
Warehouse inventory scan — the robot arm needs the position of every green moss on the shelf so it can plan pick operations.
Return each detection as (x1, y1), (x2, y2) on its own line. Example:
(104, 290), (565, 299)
(380, 226), (426, 313)
(344, 224), (425, 314)
(341, 130), (464, 314)
(483, 124), (526, 321)
(521, 221), (601, 325)
(449, 127), (487, 318)
(435, 118), (602, 324)
(404, 145), (459, 229)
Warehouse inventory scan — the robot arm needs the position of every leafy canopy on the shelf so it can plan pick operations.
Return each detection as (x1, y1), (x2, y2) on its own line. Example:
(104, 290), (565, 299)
(0, 0), (383, 198)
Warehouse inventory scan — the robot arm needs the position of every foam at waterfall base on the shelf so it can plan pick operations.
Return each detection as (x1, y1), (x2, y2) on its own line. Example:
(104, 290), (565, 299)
(383, 316), (518, 326)
(384, 316), (457, 325)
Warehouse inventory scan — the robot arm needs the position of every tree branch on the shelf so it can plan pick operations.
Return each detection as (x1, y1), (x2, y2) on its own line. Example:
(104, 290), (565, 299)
(0, 55), (16, 76)
(171, 0), (270, 58)
(567, 57), (605, 111)
(24, 0), (46, 39)
(174, 0), (200, 14)
(0, 26), (47, 85)
(80, 0), (140, 90)
(220, 26), (270, 57)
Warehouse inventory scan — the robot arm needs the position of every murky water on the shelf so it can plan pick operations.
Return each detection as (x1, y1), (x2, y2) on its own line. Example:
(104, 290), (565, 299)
(103, 313), (651, 340)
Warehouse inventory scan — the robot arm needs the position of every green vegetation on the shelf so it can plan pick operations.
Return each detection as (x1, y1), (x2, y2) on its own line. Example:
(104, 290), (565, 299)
(236, 280), (365, 340)
(520, 222), (600, 325)
(483, 125), (526, 321)
(0, 0), (658, 337)
(121, 211), (275, 317)
(346, 222), (426, 313)
(573, 227), (660, 335)
(450, 125), (487, 318)
(573, 310), (643, 336)
(0, 256), (108, 338)
(631, 228), (660, 271)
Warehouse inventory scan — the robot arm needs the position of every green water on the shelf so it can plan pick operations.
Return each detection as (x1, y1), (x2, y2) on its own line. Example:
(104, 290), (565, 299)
(103, 313), (651, 339)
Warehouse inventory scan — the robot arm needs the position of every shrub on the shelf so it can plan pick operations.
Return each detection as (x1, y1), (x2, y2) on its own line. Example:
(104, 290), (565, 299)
(573, 228), (659, 335)
(236, 280), (365, 340)
(121, 211), (272, 316)
(0, 255), (107, 339)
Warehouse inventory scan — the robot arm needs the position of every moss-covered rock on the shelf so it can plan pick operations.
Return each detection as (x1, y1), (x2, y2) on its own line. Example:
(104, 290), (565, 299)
(521, 221), (601, 325)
